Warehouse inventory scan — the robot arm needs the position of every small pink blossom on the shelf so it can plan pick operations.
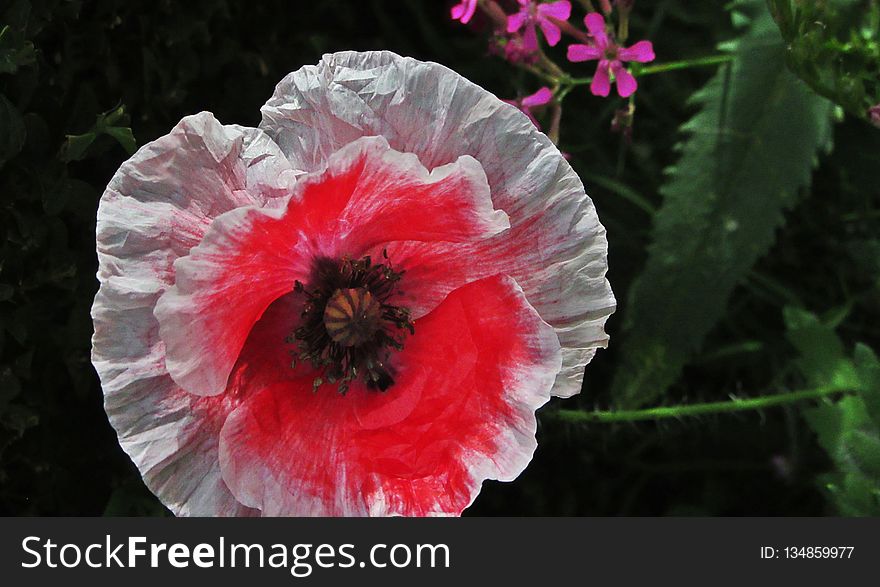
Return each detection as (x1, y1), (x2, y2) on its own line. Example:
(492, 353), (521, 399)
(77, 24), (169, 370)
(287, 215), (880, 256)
(504, 87), (553, 128)
(501, 32), (540, 65)
(450, 0), (478, 24)
(507, 0), (572, 51)
(870, 104), (880, 129)
(566, 12), (655, 98)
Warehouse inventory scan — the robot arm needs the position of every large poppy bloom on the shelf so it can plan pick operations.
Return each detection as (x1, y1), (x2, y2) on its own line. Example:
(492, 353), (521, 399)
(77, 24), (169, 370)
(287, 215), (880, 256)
(91, 51), (614, 516)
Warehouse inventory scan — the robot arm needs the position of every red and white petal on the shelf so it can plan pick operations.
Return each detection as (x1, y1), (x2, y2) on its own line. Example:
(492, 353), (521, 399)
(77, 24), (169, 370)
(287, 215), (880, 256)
(259, 51), (615, 399)
(154, 135), (508, 397)
(218, 276), (562, 516)
(369, 206), (610, 397)
(92, 113), (296, 515)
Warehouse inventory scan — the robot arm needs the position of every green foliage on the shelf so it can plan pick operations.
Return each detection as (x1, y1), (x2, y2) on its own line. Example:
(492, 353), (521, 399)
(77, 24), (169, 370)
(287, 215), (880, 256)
(767, 0), (880, 120)
(60, 105), (136, 162)
(0, 0), (876, 516)
(0, 23), (35, 75)
(785, 308), (880, 515)
(610, 0), (835, 408)
(0, 93), (26, 167)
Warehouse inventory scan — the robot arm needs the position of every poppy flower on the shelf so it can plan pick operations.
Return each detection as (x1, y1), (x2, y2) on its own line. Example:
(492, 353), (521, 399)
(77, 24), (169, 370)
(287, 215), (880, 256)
(92, 51), (615, 516)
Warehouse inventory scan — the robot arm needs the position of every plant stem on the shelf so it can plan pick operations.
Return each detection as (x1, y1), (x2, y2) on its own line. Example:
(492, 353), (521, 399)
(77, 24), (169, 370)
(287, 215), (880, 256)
(633, 54), (734, 77)
(560, 55), (733, 87)
(550, 386), (848, 423)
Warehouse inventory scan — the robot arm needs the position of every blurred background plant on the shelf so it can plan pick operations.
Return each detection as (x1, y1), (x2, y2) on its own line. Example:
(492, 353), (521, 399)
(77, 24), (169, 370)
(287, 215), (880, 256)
(0, 0), (877, 515)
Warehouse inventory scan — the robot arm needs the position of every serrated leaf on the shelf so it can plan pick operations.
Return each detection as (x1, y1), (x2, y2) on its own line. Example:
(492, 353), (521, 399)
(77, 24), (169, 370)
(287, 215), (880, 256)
(792, 310), (880, 515)
(804, 397), (880, 515)
(845, 429), (880, 481)
(854, 343), (880, 428)
(611, 0), (835, 408)
(783, 307), (860, 389)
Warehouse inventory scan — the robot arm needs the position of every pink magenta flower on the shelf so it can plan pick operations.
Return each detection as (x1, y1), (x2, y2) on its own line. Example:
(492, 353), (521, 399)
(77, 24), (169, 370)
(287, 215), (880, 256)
(450, 0), (478, 24)
(870, 104), (880, 129)
(91, 51), (614, 517)
(507, 0), (572, 51)
(492, 31), (541, 65)
(567, 12), (655, 98)
(504, 86), (553, 128)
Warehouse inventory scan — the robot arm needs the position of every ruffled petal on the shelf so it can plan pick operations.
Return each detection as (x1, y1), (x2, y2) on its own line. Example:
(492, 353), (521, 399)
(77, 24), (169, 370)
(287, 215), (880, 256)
(618, 40), (655, 63)
(218, 276), (562, 516)
(93, 112), (296, 515)
(368, 205), (613, 395)
(260, 51), (615, 399)
(154, 136), (509, 397)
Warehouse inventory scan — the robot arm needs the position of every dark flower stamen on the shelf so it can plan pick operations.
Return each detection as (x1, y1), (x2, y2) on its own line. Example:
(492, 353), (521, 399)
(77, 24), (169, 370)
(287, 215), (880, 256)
(288, 253), (414, 395)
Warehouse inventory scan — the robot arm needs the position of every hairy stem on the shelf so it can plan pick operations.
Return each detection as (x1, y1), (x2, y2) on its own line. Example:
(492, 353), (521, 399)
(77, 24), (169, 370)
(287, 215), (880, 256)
(633, 54), (734, 76)
(550, 386), (848, 423)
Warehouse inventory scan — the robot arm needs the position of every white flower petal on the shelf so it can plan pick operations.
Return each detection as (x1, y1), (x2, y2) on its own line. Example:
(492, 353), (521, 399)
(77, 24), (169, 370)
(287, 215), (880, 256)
(92, 112), (294, 515)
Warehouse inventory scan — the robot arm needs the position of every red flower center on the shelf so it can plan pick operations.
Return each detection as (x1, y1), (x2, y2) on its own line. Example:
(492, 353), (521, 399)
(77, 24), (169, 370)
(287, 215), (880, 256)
(289, 254), (414, 395)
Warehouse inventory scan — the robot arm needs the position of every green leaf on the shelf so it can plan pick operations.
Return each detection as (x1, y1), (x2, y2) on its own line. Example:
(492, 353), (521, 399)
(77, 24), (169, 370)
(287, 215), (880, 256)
(854, 344), (880, 428)
(783, 307), (860, 390)
(60, 104), (137, 161)
(804, 395), (880, 515)
(0, 24), (36, 75)
(60, 132), (96, 162)
(0, 93), (26, 168)
(611, 0), (835, 408)
(103, 125), (137, 155)
(789, 309), (880, 515)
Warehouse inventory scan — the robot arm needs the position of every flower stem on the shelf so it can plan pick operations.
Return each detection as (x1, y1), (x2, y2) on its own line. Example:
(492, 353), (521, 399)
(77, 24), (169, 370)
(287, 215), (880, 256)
(577, 0), (597, 13)
(550, 386), (848, 423)
(632, 54), (734, 77)
(559, 54), (734, 88)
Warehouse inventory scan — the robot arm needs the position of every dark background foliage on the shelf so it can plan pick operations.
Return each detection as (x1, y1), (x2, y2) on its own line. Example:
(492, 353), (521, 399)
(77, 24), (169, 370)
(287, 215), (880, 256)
(1, 0), (878, 515)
